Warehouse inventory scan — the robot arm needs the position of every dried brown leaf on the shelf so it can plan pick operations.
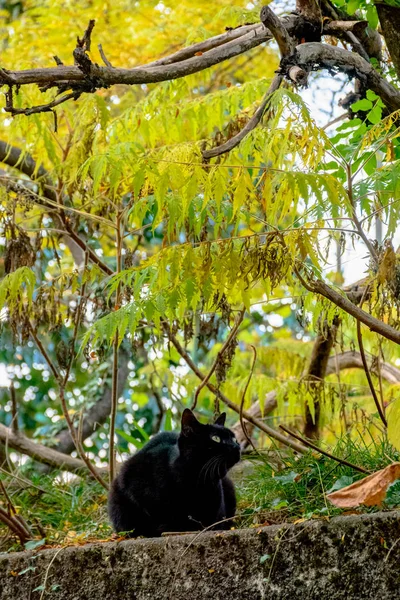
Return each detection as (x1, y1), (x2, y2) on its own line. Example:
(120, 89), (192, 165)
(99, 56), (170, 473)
(327, 463), (400, 508)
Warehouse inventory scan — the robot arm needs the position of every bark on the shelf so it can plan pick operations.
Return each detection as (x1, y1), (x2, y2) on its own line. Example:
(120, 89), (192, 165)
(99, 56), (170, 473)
(303, 321), (339, 440)
(0, 422), (107, 476)
(376, 2), (400, 80)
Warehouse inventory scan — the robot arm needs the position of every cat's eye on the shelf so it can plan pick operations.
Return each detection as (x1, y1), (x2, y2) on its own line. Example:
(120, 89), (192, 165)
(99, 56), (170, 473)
(211, 435), (221, 443)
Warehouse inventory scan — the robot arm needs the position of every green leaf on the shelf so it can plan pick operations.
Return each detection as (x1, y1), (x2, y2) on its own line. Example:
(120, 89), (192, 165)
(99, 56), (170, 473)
(24, 539), (46, 551)
(260, 554), (271, 564)
(347, 0), (361, 15)
(351, 99), (373, 112)
(367, 105), (382, 125)
(327, 476), (354, 494)
(366, 5), (379, 29)
(388, 398), (400, 451)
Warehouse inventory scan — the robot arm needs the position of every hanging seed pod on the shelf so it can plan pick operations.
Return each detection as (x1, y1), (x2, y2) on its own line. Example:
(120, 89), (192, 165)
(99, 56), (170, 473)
(215, 336), (238, 385)
(4, 230), (36, 274)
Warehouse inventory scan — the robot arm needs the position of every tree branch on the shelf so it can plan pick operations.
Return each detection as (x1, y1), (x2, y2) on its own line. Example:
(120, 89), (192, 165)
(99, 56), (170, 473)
(166, 329), (307, 454)
(202, 75), (282, 160)
(295, 267), (400, 345)
(279, 425), (369, 473)
(0, 422), (106, 475)
(285, 42), (400, 113)
(303, 319), (339, 440)
(53, 349), (130, 454)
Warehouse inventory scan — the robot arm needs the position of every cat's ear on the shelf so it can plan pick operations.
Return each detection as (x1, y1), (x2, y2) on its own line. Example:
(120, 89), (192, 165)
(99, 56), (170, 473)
(181, 409), (200, 435)
(214, 412), (226, 426)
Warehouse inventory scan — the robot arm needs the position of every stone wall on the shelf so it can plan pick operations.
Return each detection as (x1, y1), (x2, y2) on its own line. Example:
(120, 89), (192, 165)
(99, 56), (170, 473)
(1, 511), (400, 599)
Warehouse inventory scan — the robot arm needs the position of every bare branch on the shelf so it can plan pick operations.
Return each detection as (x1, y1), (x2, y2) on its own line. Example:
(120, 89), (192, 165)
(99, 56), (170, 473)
(279, 425), (369, 473)
(0, 422), (106, 475)
(260, 5), (295, 56)
(202, 75), (282, 160)
(98, 44), (113, 68)
(288, 42), (400, 113)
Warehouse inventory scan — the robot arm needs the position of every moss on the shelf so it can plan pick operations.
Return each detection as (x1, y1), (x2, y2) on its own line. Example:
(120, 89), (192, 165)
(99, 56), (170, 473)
(1, 511), (400, 600)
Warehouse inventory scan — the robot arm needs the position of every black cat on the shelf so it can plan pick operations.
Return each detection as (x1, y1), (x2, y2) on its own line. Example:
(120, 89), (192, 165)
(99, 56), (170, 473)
(108, 409), (241, 537)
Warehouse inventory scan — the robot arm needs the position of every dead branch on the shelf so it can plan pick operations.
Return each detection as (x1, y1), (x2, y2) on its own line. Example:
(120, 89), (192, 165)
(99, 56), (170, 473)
(202, 74), (282, 160)
(260, 5), (295, 57)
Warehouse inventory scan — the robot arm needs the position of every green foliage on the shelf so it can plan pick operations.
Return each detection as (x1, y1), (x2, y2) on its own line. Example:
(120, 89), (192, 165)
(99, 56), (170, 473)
(238, 435), (400, 526)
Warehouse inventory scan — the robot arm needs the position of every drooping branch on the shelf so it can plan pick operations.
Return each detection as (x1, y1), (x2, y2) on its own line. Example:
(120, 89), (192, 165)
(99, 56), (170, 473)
(202, 75), (282, 160)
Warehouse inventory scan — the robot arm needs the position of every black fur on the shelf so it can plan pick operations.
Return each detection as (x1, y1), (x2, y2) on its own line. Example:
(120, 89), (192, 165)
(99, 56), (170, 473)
(108, 409), (241, 537)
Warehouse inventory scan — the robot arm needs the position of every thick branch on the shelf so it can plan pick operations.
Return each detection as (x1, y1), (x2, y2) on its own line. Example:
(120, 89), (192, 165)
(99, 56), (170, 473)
(303, 320), (339, 439)
(288, 42), (400, 113)
(260, 5), (295, 56)
(2, 27), (271, 87)
(296, 269), (400, 345)
(376, 2), (400, 80)
(0, 422), (106, 475)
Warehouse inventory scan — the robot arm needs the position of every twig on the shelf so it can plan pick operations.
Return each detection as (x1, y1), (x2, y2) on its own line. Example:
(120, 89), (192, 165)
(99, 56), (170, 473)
(166, 329), (307, 454)
(0, 506), (30, 544)
(239, 345), (258, 452)
(4, 92), (77, 117)
(28, 317), (108, 489)
(77, 19), (96, 51)
(192, 306), (245, 409)
(322, 113), (348, 130)
(279, 425), (369, 473)
(39, 547), (64, 600)
(356, 291), (387, 427)
(9, 382), (18, 433)
(28, 322), (61, 383)
(202, 75), (282, 160)
(98, 44), (113, 67)
(109, 209), (123, 483)
(346, 164), (379, 266)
